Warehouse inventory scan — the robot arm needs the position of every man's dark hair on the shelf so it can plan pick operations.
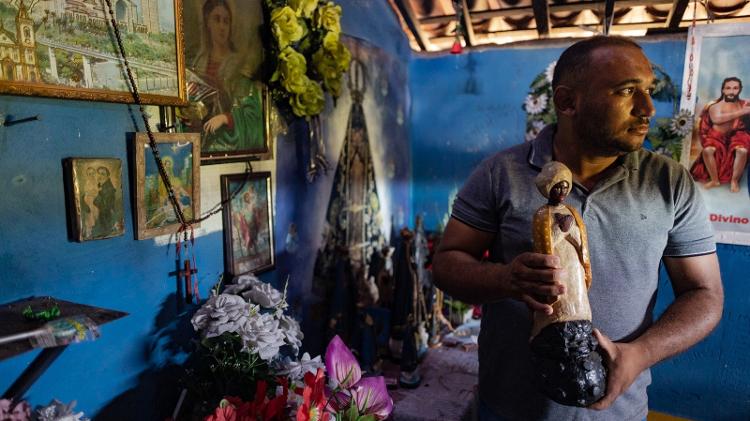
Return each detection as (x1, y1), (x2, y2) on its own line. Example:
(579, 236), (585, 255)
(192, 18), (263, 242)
(552, 36), (643, 90)
(719, 76), (742, 100)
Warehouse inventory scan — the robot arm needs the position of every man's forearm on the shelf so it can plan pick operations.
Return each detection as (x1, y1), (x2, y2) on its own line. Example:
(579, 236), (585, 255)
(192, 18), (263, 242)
(432, 250), (509, 304)
(631, 286), (723, 369)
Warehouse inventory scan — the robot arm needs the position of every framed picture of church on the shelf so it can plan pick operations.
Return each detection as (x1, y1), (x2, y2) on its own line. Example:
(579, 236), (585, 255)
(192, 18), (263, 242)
(678, 22), (750, 245)
(220, 172), (274, 276)
(176, 0), (270, 163)
(0, 0), (186, 105)
(64, 157), (125, 242)
(133, 132), (201, 240)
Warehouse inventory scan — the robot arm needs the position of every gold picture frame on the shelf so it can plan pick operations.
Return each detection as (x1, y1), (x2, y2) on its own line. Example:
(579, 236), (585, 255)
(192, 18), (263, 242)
(134, 132), (201, 239)
(64, 157), (125, 242)
(0, 0), (187, 105)
(177, 0), (269, 162)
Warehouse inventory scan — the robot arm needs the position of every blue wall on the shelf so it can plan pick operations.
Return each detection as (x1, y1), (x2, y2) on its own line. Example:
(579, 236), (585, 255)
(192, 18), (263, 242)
(0, 1), (411, 418)
(410, 36), (750, 419)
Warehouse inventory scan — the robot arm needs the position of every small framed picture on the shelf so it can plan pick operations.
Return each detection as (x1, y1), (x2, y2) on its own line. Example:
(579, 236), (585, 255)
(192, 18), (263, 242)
(220, 171), (274, 276)
(64, 158), (125, 242)
(134, 132), (201, 239)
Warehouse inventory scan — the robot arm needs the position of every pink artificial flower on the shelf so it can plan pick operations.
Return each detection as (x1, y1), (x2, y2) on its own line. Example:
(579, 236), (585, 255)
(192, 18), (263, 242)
(350, 377), (393, 420)
(325, 335), (361, 389)
(0, 399), (31, 421)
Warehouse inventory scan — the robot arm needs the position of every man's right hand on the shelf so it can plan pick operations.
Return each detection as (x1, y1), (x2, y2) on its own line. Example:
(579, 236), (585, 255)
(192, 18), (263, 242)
(504, 252), (567, 314)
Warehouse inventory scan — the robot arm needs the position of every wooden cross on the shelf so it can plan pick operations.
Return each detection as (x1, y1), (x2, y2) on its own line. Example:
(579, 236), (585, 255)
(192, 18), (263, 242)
(169, 259), (198, 304)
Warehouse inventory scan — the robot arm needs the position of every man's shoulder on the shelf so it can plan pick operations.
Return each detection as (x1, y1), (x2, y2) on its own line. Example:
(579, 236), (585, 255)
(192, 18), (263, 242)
(481, 141), (532, 168)
(634, 148), (690, 181)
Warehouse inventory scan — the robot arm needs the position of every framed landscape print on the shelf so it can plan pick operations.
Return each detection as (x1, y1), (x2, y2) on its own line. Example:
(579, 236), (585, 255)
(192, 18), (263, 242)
(64, 158), (125, 242)
(177, 0), (269, 162)
(221, 172), (274, 276)
(0, 0), (186, 105)
(134, 132), (201, 239)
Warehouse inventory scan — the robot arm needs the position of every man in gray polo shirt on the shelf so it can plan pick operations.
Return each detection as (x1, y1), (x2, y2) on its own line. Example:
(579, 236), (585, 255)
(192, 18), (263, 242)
(432, 36), (723, 420)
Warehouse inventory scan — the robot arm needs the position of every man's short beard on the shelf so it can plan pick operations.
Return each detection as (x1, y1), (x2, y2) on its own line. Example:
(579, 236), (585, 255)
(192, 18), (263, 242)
(724, 94), (739, 102)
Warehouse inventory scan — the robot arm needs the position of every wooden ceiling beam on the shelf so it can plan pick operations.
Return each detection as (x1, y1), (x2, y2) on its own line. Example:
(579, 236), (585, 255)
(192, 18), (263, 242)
(532, 0), (551, 37)
(420, 0), (673, 25)
(393, 0), (430, 51)
(461, 0), (477, 46)
(666, 0), (690, 28)
(603, 0), (616, 34)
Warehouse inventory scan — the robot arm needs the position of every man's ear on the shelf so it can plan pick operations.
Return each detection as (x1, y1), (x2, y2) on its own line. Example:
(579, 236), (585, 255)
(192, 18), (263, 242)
(553, 85), (577, 117)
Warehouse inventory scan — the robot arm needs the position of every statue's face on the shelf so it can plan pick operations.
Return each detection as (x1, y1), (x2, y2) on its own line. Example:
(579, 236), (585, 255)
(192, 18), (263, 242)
(550, 180), (570, 203)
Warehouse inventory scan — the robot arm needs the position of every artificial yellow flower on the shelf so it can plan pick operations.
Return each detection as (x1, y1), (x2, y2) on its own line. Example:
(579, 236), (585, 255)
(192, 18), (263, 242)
(289, 0), (318, 18)
(278, 48), (308, 94)
(290, 80), (325, 117)
(315, 2), (341, 34)
(271, 6), (304, 49)
(322, 31), (339, 52)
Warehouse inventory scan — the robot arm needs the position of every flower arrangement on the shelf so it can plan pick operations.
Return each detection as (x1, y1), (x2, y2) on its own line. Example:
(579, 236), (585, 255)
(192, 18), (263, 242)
(188, 275), (305, 414)
(523, 61), (557, 142)
(0, 399), (88, 421)
(264, 0), (352, 118)
(203, 335), (393, 421)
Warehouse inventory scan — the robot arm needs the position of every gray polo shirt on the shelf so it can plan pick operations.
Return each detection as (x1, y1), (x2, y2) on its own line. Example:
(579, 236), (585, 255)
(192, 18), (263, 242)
(452, 125), (715, 421)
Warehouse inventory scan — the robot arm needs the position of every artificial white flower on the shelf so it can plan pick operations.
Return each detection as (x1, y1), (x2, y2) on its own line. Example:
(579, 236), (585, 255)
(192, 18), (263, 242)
(223, 274), (264, 295)
(191, 294), (253, 338)
(243, 281), (284, 308)
(34, 399), (88, 421)
(278, 314), (304, 351)
(525, 129), (540, 142)
(670, 109), (694, 137)
(240, 312), (286, 360)
(532, 120), (546, 132)
(524, 93), (548, 115)
(276, 353), (325, 381)
(545, 60), (557, 83)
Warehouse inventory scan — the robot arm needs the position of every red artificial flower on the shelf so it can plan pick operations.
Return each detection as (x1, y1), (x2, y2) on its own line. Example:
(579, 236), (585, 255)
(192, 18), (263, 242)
(296, 368), (331, 421)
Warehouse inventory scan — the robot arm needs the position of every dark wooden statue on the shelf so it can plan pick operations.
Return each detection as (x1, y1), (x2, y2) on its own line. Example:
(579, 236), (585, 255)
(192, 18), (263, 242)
(529, 161), (606, 407)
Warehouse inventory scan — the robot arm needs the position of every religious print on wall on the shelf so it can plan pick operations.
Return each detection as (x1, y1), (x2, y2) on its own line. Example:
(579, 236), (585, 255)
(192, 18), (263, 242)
(134, 132), (201, 239)
(177, 0), (269, 162)
(220, 172), (274, 276)
(0, 0), (186, 104)
(678, 22), (750, 245)
(64, 158), (125, 242)
(311, 54), (386, 348)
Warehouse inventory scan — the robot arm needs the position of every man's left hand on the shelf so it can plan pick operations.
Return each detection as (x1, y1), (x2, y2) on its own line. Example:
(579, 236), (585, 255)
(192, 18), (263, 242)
(589, 329), (649, 410)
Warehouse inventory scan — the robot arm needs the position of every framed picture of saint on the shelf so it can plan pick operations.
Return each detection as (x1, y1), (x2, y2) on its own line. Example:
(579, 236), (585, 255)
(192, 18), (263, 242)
(64, 158), (125, 242)
(178, 0), (269, 163)
(134, 132), (201, 239)
(678, 22), (750, 245)
(221, 172), (274, 276)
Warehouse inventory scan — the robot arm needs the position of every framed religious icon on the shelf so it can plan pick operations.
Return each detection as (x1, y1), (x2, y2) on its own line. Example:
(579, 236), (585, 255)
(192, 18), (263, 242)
(0, 0), (186, 105)
(220, 172), (274, 276)
(176, 0), (270, 163)
(134, 132), (201, 239)
(64, 158), (125, 242)
(678, 22), (750, 245)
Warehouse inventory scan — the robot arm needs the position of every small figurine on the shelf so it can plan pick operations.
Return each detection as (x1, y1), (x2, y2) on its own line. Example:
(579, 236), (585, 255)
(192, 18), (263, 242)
(529, 161), (606, 407)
